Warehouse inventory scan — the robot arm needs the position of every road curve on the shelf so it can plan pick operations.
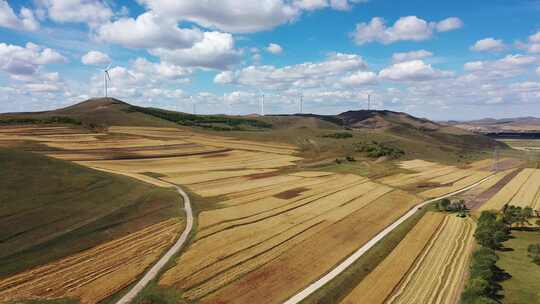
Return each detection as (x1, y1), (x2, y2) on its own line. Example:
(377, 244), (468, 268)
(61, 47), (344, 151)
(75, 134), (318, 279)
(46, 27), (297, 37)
(115, 185), (193, 304)
(283, 174), (495, 304)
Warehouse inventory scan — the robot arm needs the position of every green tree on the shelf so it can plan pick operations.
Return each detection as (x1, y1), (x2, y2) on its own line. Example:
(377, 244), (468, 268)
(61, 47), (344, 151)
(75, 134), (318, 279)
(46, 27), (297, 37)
(438, 198), (451, 211)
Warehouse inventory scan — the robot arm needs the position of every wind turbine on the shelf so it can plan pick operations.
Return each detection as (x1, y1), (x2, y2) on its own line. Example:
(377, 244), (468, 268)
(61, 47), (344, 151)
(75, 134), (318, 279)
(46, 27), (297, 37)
(191, 96), (196, 114)
(102, 63), (112, 98)
(259, 91), (265, 116)
(367, 94), (371, 110)
(298, 93), (303, 114)
(224, 93), (231, 116)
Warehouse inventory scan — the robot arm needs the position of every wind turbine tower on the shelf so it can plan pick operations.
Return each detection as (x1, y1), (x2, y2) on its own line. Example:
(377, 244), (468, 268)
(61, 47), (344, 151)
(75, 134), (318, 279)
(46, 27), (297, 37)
(191, 96), (196, 115)
(225, 93), (231, 115)
(103, 63), (112, 98)
(298, 93), (303, 114)
(367, 94), (371, 110)
(260, 92), (265, 116)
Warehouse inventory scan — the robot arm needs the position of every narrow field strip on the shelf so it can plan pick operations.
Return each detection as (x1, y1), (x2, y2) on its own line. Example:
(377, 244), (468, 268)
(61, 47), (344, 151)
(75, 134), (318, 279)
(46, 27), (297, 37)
(339, 212), (446, 304)
(386, 216), (474, 304)
(510, 169), (540, 207)
(0, 219), (183, 304)
(479, 168), (536, 211)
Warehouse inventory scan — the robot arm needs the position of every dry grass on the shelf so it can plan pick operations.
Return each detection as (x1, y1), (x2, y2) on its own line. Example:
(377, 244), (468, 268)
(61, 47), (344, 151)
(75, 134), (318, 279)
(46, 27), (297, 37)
(0, 219), (182, 304)
(340, 212), (446, 304)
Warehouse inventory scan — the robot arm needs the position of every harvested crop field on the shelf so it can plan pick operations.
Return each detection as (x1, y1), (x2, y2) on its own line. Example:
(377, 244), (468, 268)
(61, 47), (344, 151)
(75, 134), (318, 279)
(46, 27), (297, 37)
(0, 125), (301, 189)
(0, 219), (183, 304)
(0, 125), (488, 304)
(341, 213), (475, 304)
(479, 168), (540, 211)
(163, 173), (422, 303)
(379, 159), (497, 198)
(456, 169), (520, 210)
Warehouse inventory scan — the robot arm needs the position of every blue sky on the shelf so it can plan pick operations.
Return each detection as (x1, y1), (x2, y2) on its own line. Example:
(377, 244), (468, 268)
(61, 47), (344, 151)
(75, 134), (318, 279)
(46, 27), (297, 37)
(0, 0), (539, 120)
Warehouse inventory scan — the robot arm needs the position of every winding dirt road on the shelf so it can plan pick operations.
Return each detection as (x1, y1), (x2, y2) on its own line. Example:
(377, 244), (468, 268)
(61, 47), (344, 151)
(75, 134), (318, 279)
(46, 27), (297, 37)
(115, 185), (193, 304)
(283, 174), (495, 304)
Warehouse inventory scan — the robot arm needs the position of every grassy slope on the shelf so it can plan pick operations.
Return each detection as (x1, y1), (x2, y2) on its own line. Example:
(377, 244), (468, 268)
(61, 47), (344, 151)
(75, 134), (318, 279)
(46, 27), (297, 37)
(498, 231), (540, 304)
(211, 125), (495, 165)
(0, 148), (181, 277)
(2, 99), (506, 166)
(0, 98), (175, 128)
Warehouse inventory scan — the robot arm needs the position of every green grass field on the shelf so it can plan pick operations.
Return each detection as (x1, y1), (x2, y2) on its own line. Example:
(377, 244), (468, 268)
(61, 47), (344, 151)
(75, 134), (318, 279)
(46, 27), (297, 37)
(498, 230), (540, 304)
(0, 148), (182, 278)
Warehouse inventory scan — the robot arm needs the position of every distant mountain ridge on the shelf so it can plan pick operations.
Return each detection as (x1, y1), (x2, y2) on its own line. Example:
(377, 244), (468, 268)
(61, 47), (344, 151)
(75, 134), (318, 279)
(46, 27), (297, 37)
(444, 116), (540, 133)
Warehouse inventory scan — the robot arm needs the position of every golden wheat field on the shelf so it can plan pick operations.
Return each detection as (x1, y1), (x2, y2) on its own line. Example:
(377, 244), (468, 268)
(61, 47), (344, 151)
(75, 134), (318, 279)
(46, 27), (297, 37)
(0, 126), (501, 304)
(0, 219), (182, 304)
(378, 159), (496, 198)
(479, 168), (540, 211)
(341, 213), (475, 304)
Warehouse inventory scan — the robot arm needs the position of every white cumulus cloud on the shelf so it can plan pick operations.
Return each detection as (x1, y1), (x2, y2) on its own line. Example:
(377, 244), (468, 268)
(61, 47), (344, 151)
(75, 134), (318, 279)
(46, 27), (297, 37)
(0, 42), (66, 77)
(471, 38), (505, 52)
(214, 52), (368, 89)
(340, 71), (377, 86)
(81, 50), (111, 65)
(0, 0), (39, 31)
(136, 0), (299, 33)
(266, 43), (283, 54)
(530, 30), (540, 43)
(352, 16), (463, 45)
(435, 17), (463, 32)
(96, 11), (203, 49)
(392, 50), (433, 62)
(37, 0), (113, 26)
(379, 60), (453, 81)
(150, 31), (242, 70)
(136, 0), (367, 33)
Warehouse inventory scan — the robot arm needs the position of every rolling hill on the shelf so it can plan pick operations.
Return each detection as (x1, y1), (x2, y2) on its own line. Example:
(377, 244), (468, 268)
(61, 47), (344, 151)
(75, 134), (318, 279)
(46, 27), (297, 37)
(0, 98), (175, 128)
(0, 98), (507, 163)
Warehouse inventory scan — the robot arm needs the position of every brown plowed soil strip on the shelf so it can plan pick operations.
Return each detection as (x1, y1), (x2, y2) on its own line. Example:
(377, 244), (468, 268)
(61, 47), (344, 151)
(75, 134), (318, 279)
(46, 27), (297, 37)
(246, 171), (282, 180)
(42, 143), (201, 154)
(273, 187), (310, 199)
(47, 148), (233, 161)
(468, 168), (522, 210)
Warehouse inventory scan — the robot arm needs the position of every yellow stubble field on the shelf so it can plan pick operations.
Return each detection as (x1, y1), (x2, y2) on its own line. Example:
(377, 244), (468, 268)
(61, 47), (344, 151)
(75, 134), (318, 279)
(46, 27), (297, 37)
(341, 213), (475, 304)
(0, 126), (498, 304)
(0, 219), (182, 304)
(479, 168), (540, 211)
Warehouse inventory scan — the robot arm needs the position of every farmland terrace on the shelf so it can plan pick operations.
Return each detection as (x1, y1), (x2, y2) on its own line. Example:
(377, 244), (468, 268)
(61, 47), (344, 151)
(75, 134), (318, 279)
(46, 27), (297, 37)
(0, 122), (524, 304)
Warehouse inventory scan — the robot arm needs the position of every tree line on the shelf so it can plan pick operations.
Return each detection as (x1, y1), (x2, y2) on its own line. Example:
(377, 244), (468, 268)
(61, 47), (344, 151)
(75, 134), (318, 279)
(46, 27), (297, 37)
(461, 204), (539, 304)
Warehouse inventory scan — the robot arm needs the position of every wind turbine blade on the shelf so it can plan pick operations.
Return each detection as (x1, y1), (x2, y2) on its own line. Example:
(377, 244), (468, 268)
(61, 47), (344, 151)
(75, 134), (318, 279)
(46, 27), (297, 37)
(105, 62), (112, 70)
